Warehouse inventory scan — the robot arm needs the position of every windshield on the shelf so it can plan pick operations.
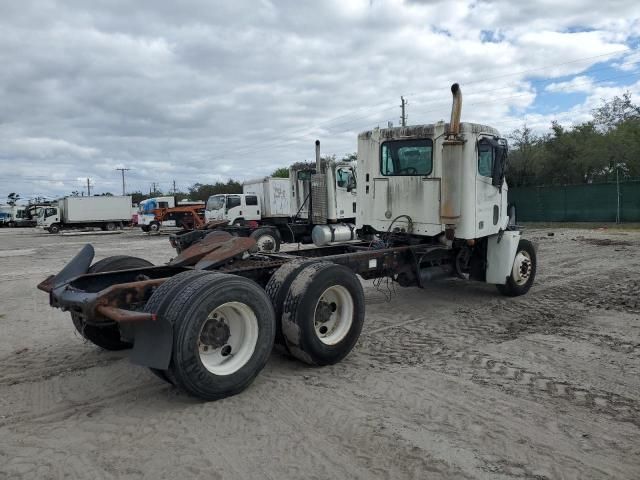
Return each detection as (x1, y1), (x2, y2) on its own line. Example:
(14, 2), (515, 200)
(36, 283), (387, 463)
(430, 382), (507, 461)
(206, 195), (225, 211)
(142, 199), (158, 213)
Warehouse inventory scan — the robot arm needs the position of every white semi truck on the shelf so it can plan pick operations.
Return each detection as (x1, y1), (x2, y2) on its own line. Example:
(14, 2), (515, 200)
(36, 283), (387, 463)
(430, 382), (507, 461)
(40, 83), (536, 401)
(176, 155), (358, 253)
(37, 196), (132, 233)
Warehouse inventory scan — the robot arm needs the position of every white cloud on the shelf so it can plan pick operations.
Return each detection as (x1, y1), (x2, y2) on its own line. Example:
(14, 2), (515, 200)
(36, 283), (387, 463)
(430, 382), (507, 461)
(0, 0), (639, 199)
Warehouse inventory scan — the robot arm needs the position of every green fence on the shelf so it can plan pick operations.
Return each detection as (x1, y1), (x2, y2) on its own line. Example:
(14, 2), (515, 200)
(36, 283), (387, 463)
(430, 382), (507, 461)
(508, 180), (640, 222)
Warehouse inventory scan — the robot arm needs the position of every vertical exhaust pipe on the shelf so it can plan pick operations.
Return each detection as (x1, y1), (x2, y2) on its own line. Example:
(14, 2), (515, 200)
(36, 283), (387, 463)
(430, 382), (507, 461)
(448, 83), (462, 136)
(315, 139), (321, 172)
(441, 83), (464, 232)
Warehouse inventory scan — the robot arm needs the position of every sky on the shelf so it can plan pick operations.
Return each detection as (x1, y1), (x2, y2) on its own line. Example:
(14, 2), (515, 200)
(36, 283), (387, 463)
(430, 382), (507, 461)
(1, 0), (639, 201)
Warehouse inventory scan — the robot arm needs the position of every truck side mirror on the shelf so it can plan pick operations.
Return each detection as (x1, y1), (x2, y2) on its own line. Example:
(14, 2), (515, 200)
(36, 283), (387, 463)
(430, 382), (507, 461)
(347, 176), (356, 192)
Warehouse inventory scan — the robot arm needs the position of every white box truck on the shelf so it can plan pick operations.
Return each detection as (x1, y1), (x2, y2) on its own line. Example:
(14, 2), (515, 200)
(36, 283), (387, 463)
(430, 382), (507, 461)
(37, 196), (132, 233)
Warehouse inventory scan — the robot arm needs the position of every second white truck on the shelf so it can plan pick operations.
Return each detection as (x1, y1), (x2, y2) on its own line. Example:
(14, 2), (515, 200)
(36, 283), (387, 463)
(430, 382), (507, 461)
(174, 151), (358, 253)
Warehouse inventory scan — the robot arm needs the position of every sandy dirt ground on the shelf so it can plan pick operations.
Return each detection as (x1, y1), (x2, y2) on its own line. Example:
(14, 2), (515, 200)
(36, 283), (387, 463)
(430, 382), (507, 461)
(0, 226), (638, 479)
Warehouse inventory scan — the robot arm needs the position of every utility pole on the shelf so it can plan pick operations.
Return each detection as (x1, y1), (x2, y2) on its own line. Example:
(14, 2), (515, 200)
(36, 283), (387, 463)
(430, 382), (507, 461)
(86, 178), (91, 196)
(400, 96), (407, 127)
(151, 182), (158, 195)
(172, 180), (177, 195)
(116, 167), (130, 196)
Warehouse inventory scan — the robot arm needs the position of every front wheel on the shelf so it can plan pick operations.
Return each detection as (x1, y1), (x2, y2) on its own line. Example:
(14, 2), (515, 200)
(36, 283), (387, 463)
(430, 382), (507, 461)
(497, 238), (536, 297)
(48, 224), (60, 234)
(149, 221), (160, 233)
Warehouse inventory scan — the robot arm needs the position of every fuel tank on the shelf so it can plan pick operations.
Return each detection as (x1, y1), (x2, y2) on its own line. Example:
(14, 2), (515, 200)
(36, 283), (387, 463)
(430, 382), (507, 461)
(312, 223), (356, 246)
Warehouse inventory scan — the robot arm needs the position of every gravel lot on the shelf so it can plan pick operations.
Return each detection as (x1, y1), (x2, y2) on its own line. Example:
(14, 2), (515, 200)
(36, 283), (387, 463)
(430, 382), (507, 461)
(0, 226), (638, 479)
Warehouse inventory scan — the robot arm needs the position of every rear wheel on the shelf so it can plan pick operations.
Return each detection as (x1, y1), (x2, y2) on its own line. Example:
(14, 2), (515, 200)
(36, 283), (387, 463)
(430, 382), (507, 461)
(250, 227), (281, 253)
(159, 273), (276, 400)
(265, 260), (315, 347)
(281, 263), (365, 366)
(71, 255), (154, 350)
(144, 270), (215, 384)
(105, 222), (117, 231)
(497, 239), (536, 297)
(140, 225), (150, 232)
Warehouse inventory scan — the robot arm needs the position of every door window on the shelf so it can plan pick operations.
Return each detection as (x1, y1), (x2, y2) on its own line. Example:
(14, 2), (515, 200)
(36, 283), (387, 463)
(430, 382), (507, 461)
(227, 196), (241, 209)
(478, 140), (494, 177)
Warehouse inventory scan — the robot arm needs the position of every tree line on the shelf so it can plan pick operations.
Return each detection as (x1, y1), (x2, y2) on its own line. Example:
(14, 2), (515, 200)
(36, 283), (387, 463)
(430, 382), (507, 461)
(507, 93), (640, 187)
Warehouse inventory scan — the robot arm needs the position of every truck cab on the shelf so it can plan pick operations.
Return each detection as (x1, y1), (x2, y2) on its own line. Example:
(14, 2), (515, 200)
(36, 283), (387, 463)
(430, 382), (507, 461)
(290, 160), (357, 224)
(138, 196), (175, 227)
(0, 212), (10, 227)
(204, 194), (261, 225)
(37, 206), (59, 228)
(356, 121), (508, 240)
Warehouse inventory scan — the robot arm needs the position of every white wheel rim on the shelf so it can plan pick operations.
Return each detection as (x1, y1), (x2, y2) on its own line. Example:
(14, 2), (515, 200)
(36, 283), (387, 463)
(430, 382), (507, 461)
(313, 285), (354, 345)
(198, 302), (259, 375)
(257, 234), (276, 252)
(512, 250), (532, 286)
(150, 223), (159, 232)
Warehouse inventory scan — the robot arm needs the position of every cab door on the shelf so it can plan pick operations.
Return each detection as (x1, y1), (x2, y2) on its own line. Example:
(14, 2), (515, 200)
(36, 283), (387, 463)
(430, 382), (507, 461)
(225, 195), (243, 223)
(335, 165), (357, 220)
(475, 137), (507, 237)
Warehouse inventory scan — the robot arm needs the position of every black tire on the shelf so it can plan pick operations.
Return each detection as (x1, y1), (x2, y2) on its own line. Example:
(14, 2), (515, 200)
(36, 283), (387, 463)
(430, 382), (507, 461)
(140, 225), (150, 233)
(265, 260), (316, 346)
(149, 221), (160, 233)
(89, 255), (153, 273)
(48, 224), (60, 234)
(496, 238), (536, 297)
(105, 222), (117, 231)
(71, 255), (154, 350)
(250, 227), (281, 253)
(144, 270), (216, 385)
(159, 273), (276, 400)
(7, 221), (16, 228)
(281, 263), (365, 366)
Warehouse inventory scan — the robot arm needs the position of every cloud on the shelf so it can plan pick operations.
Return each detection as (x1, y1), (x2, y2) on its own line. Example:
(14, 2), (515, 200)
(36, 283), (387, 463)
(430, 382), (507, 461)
(0, 0), (639, 199)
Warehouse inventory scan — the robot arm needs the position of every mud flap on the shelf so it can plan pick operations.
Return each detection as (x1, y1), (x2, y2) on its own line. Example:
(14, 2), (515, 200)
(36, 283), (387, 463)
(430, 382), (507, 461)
(129, 319), (173, 370)
(52, 244), (95, 288)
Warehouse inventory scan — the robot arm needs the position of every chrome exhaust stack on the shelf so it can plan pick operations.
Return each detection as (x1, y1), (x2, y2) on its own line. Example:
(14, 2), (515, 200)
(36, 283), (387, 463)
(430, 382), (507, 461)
(315, 139), (321, 172)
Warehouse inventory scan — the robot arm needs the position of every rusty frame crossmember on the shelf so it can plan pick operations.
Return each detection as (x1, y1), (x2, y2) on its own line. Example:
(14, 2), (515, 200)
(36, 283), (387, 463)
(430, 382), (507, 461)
(94, 278), (168, 322)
